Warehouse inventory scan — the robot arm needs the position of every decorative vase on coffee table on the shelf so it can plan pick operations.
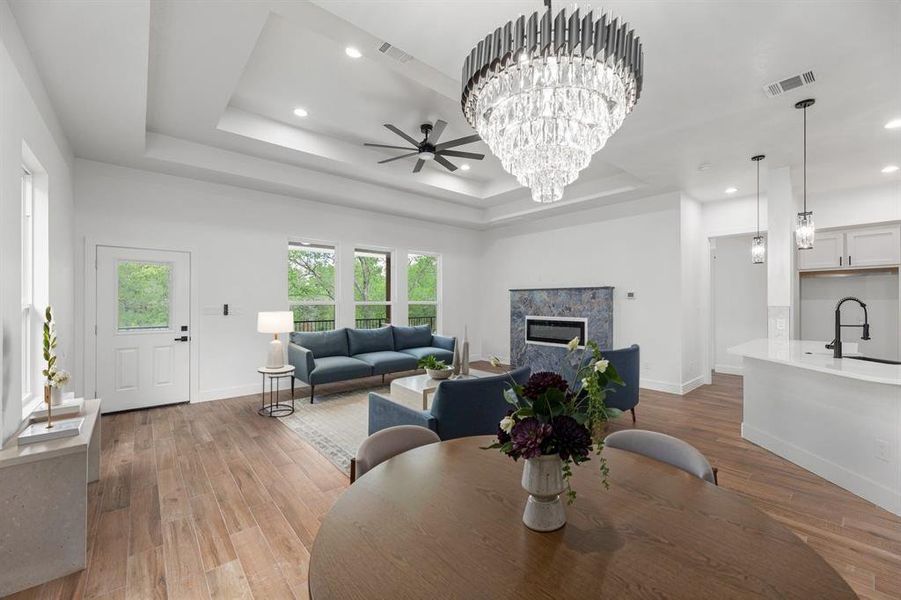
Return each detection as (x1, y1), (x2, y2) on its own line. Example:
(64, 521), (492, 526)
(50, 386), (63, 406)
(521, 454), (566, 532)
(461, 326), (470, 376)
(452, 342), (462, 376)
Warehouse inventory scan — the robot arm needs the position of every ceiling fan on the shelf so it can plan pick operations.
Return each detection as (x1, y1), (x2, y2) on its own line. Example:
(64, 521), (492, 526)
(363, 120), (484, 173)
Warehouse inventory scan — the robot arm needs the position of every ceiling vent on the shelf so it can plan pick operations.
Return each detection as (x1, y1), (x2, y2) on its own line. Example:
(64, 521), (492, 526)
(377, 41), (414, 64)
(763, 70), (816, 98)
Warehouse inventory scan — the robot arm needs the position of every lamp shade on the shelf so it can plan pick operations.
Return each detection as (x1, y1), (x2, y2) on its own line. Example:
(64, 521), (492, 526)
(257, 311), (294, 334)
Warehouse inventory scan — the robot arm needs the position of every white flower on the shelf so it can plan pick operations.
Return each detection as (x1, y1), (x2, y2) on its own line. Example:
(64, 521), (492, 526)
(499, 416), (515, 434)
(50, 369), (70, 388)
(489, 355), (502, 368)
(594, 359), (609, 373)
(581, 378), (589, 388)
(567, 336), (580, 351)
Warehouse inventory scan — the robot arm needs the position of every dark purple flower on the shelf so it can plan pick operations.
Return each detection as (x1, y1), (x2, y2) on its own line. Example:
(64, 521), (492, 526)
(510, 417), (553, 459)
(551, 415), (592, 461)
(522, 371), (568, 401)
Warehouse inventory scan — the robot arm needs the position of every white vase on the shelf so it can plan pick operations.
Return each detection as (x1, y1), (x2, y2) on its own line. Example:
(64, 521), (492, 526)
(521, 454), (566, 532)
(50, 386), (64, 406)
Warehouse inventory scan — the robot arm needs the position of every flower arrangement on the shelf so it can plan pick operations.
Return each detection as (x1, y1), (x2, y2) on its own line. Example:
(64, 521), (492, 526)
(485, 337), (625, 502)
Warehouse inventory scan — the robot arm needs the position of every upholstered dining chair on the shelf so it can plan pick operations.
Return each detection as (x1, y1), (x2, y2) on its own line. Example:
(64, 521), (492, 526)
(604, 429), (718, 485)
(350, 425), (441, 483)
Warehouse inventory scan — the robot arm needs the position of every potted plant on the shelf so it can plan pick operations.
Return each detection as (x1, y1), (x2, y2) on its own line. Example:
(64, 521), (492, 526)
(418, 355), (453, 380)
(485, 337), (625, 532)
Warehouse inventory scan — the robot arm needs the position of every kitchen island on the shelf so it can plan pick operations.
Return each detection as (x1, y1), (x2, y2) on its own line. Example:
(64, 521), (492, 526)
(730, 339), (901, 516)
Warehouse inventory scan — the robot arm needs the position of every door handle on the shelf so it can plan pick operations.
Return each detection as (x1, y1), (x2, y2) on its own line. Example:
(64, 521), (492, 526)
(174, 336), (190, 342)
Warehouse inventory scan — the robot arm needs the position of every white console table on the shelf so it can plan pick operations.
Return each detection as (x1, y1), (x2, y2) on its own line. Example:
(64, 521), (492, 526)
(0, 398), (102, 596)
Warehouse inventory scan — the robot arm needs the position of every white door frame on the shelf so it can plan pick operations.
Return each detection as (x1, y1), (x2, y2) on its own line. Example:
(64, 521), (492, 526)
(82, 237), (199, 405)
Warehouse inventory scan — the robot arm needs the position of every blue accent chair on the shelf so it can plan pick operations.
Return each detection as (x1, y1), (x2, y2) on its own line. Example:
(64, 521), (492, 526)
(368, 366), (531, 440)
(287, 325), (455, 403)
(579, 344), (640, 422)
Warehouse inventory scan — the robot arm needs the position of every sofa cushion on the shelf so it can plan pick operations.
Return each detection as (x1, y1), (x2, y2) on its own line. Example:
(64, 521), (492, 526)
(290, 329), (348, 358)
(393, 325), (433, 350)
(352, 351), (418, 375)
(310, 355), (372, 384)
(347, 326), (395, 356)
(399, 346), (454, 365)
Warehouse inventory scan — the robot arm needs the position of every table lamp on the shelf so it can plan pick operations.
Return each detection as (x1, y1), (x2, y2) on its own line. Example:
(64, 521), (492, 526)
(258, 311), (294, 369)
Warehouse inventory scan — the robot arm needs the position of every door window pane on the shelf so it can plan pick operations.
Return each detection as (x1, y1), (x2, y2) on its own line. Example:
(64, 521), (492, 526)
(118, 261), (172, 330)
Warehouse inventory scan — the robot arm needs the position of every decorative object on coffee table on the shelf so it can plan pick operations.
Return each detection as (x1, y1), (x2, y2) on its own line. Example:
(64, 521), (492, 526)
(258, 365), (295, 417)
(452, 341), (462, 376)
(461, 325), (471, 376)
(257, 311), (294, 368)
(418, 355), (453, 380)
(485, 336), (625, 531)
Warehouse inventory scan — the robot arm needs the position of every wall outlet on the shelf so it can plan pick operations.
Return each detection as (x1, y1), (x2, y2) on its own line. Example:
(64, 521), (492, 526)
(875, 439), (891, 462)
(626, 291), (636, 300)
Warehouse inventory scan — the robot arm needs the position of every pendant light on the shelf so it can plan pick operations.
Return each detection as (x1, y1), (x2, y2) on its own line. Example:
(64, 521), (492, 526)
(795, 98), (816, 250)
(751, 154), (766, 264)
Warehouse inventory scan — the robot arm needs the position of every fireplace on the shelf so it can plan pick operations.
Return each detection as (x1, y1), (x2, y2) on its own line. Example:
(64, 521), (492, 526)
(525, 316), (587, 348)
(510, 287), (613, 371)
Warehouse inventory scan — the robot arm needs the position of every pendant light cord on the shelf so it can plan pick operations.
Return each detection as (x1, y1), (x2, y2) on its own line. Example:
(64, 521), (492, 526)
(803, 104), (807, 213)
(756, 159), (760, 236)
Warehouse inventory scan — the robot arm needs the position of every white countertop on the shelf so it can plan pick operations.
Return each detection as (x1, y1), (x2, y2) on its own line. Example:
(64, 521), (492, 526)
(729, 339), (901, 386)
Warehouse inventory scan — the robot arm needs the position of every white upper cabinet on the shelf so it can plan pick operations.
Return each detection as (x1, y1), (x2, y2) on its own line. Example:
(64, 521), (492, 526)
(846, 226), (901, 267)
(798, 225), (901, 271)
(798, 232), (845, 270)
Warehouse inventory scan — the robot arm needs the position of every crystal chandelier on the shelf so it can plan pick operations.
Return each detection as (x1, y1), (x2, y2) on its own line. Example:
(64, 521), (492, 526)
(795, 98), (815, 250)
(751, 154), (766, 264)
(461, 1), (643, 203)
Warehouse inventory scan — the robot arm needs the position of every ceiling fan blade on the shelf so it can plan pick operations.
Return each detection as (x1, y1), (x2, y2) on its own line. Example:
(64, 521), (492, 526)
(438, 150), (485, 160)
(364, 143), (417, 151)
(434, 155), (458, 172)
(430, 119), (447, 143)
(378, 152), (420, 164)
(412, 159), (425, 173)
(435, 133), (481, 150)
(384, 124), (420, 146)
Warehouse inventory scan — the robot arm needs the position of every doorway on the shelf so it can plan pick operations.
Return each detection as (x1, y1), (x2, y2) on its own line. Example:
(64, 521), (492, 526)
(96, 246), (191, 412)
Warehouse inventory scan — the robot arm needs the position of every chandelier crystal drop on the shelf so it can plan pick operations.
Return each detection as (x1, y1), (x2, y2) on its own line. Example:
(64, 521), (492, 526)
(461, 3), (643, 203)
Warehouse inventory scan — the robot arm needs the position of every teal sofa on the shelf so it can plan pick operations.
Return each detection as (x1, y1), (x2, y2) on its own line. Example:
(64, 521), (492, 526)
(287, 325), (455, 402)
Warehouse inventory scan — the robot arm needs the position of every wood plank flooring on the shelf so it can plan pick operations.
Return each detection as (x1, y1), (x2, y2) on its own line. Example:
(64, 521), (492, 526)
(6, 368), (901, 599)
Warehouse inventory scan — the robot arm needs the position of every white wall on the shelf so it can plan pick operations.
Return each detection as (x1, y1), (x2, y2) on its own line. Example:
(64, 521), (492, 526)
(680, 195), (706, 390)
(711, 235), (768, 373)
(73, 160), (483, 403)
(0, 3), (74, 444)
(479, 193), (687, 393)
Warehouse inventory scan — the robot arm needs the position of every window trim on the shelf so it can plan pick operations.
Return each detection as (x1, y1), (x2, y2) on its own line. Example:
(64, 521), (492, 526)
(21, 167), (35, 407)
(288, 240), (339, 331)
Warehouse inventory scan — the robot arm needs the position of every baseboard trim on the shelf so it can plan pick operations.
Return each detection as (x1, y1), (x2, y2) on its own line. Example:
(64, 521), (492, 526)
(680, 376), (706, 395)
(742, 423), (901, 516)
(714, 363), (744, 376)
(640, 378), (682, 395)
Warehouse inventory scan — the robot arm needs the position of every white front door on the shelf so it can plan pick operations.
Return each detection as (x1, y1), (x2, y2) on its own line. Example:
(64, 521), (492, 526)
(97, 246), (191, 413)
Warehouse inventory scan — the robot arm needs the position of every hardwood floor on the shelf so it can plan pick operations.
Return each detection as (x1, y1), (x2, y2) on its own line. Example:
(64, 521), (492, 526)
(6, 368), (901, 599)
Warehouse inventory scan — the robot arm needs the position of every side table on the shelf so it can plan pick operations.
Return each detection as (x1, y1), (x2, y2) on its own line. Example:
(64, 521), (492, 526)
(258, 365), (295, 417)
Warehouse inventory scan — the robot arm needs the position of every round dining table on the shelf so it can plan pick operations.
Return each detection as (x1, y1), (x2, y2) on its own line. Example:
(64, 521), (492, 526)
(309, 436), (855, 599)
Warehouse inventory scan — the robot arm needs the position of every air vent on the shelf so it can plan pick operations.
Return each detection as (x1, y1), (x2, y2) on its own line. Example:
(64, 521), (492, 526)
(377, 41), (413, 64)
(763, 70), (816, 98)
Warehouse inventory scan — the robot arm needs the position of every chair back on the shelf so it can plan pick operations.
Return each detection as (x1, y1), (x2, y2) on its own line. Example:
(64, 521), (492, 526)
(353, 425), (440, 481)
(604, 429), (716, 484)
(602, 344), (640, 412)
(429, 366), (530, 440)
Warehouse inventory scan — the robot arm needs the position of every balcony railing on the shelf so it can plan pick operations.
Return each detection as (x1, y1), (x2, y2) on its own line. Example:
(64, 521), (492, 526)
(293, 315), (436, 332)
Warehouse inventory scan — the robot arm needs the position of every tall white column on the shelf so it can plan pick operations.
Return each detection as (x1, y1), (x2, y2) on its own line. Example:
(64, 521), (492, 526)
(766, 166), (795, 341)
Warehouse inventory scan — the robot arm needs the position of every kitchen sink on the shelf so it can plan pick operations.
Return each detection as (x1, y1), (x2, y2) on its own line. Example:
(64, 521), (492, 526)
(846, 356), (901, 365)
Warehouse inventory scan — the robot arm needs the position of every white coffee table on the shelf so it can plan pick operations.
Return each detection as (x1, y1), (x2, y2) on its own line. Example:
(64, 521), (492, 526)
(390, 369), (496, 410)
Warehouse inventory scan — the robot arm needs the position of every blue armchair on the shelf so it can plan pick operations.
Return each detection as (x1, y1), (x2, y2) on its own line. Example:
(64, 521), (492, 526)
(368, 366), (531, 440)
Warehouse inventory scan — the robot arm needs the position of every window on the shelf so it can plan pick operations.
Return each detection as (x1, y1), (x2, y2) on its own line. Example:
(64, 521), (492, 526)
(288, 242), (337, 331)
(354, 248), (391, 329)
(117, 261), (172, 330)
(407, 253), (439, 333)
(21, 168), (34, 402)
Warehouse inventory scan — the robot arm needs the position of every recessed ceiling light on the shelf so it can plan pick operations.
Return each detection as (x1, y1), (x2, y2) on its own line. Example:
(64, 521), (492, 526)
(460, 164), (471, 171)
(345, 47), (362, 59)
(725, 187), (738, 194)
(885, 118), (901, 130)
(882, 165), (899, 174)
(293, 107), (308, 118)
